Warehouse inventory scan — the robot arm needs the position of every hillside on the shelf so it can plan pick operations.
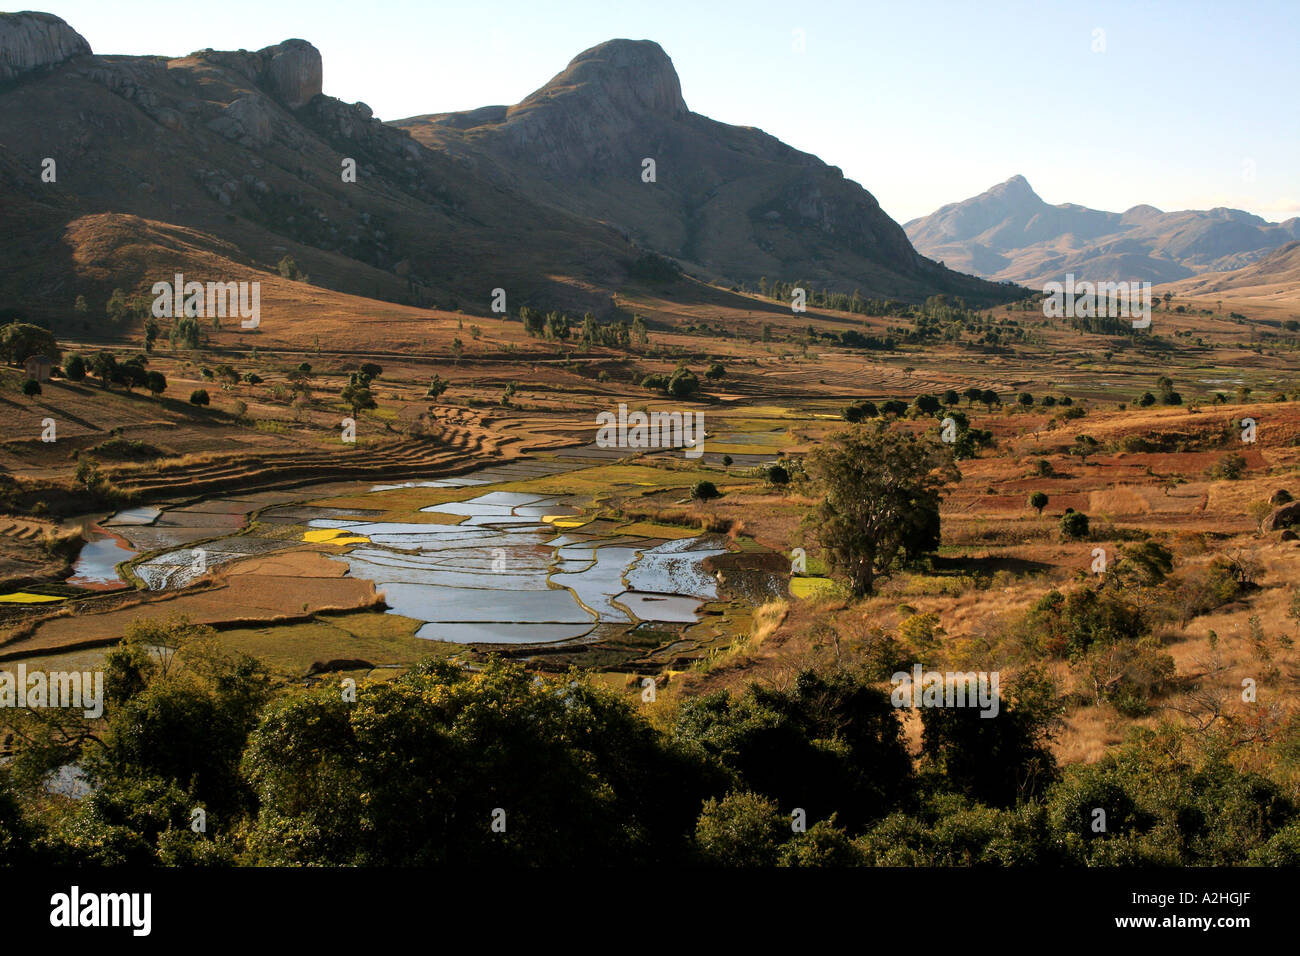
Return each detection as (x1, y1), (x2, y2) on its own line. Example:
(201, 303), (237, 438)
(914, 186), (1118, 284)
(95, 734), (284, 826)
(0, 15), (1021, 343)
(395, 39), (1013, 304)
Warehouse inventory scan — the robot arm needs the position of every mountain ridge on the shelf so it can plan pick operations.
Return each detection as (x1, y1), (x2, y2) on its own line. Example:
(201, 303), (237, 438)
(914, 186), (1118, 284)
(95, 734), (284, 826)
(0, 15), (1021, 338)
(905, 174), (1300, 288)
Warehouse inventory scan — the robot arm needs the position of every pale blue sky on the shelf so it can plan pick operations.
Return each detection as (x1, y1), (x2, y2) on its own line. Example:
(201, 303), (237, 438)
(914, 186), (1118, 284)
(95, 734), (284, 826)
(38, 0), (1300, 224)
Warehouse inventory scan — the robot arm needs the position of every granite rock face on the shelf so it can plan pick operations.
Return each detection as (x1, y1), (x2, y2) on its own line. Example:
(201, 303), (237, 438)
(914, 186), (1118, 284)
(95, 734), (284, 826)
(0, 11), (91, 81)
(257, 39), (322, 109)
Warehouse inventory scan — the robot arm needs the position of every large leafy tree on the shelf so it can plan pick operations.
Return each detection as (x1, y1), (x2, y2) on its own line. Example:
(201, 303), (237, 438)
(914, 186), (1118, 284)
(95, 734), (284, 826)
(0, 322), (60, 364)
(805, 424), (959, 595)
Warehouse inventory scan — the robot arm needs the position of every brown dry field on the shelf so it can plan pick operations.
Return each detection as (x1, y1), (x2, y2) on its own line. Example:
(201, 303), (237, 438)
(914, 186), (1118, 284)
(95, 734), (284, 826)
(4, 280), (1300, 766)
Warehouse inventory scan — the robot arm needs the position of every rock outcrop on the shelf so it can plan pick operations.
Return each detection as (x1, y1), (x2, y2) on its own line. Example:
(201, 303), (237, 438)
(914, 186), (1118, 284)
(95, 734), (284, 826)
(257, 39), (321, 109)
(1264, 501), (1300, 532)
(0, 11), (91, 81)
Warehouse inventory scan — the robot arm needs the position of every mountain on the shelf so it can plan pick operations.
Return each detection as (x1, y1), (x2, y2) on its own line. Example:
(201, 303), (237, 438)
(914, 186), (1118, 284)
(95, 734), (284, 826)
(394, 39), (1010, 303)
(1160, 240), (1300, 305)
(0, 15), (1020, 338)
(904, 174), (1300, 288)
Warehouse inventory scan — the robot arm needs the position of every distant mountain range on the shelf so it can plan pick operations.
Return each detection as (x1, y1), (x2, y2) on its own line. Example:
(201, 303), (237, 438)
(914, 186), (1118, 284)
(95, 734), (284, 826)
(904, 175), (1300, 288)
(0, 12), (1017, 334)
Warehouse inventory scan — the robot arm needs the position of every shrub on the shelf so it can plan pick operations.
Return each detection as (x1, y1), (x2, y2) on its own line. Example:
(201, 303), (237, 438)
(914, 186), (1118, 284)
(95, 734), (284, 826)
(691, 480), (720, 501)
(1059, 509), (1090, 540)
(189, 389), (210, 406)
(1208, 452), (1247, 480)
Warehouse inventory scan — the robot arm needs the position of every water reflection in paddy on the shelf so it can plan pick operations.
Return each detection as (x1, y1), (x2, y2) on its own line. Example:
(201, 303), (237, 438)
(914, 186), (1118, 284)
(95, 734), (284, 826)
(68, 535), (136, 589)
(325, 489), (730, 644)
(73, 469), (732, 646)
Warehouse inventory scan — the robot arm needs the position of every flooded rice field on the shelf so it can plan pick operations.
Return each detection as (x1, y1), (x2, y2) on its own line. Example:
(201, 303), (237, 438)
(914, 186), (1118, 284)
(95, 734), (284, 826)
(75, 453), (750, 646)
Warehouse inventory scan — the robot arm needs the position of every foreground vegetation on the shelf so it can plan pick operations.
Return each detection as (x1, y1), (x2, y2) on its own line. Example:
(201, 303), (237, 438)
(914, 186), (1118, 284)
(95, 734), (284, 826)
(3, 613), (1299, 867)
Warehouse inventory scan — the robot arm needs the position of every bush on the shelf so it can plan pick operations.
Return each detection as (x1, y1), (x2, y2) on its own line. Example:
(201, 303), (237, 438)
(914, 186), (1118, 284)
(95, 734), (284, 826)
(1208, 452), (1247, 480)
(691, 480), (720, 501)
(21, 379), (40, 396)
(1059, 509), (1090, 540)
(667, 368), (700, 398)
(189, 389), (210, 407)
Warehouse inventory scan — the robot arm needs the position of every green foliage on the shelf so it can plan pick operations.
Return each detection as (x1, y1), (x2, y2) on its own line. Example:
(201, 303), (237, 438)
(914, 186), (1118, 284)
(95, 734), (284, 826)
(426, 374), (449, 399)
(340, 381), (377, 416)
(919, 677), (1060, 806)
(0, 322), (60, 365)
(667, 367), (700, 398)
(843, 400), (878, 423)
(806, 424), (959, 595)
(1208, 451), (1247, 480)
(691, 479), (720, 501)
(189, 389), (210, 406)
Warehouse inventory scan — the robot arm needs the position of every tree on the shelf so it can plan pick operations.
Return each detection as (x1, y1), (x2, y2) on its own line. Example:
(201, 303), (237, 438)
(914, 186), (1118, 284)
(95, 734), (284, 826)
(881, 399), (908, 418)
(170, 316), (202, 350)
(90, 352), (118, 389)
(143, 317), (160, 353)
(241, 658), (700, 865)
(117, 359), (147, 391)
(962, 387), (983, 407)
(765, 464), (790, 486)
(919, 678), (1059, 806)
(105, 288), (132, 325)
(189, 389), (210, 406)
(1017, 392), (1034, 408)
(341, 381), (376, 417)
(1029, 491), (1049, 515)
(980, 389), (1000, 410)
(805, 424), (960, 595)
(64, 355), (86, 382)
(943, 389), (961, 407)
(21, 379), (40, 397)
(1137, 391), (1156, 407)
(145, 371), (167, 397)
(243, 372), (263, 386)
(1071, 434), (1100, 462)
(913, 394), (942, 416)
(277, 255), (300, 280)
(691, 480), (720, 501)
(694, 792), (788, 866)
(843, 400), (878, 423)
(705, 363), (726, 380)
(1059, 509), (1090, 540)
(426, 375), (448, 399)
(667, 368), (700, 398)
(0, 322), (60, 365)
(359, 363), (383, 380)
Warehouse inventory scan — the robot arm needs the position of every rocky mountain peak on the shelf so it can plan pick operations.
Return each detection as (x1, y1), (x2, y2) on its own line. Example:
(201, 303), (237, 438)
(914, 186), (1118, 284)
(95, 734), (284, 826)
(527, 38), (687, 118)
(0, 11), (91, 81)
